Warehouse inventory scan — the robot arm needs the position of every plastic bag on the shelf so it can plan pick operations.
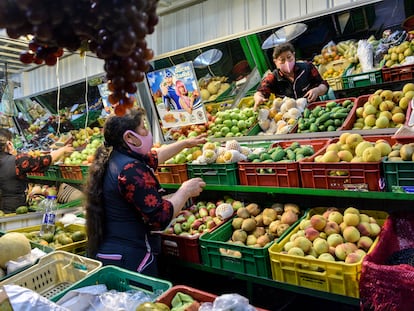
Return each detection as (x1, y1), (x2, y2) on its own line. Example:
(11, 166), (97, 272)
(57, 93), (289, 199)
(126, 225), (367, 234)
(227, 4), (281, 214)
(198, 293), (256, 311)
(320, 41), (339, 64)
(357, 40), (374, 72)
(56, 285), (157, 311)
(0, 285), (69, 311)
(6, 248), (47, 274)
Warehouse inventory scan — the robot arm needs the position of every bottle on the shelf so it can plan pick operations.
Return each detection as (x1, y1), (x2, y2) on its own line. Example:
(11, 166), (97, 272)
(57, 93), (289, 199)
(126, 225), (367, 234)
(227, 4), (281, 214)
(39, 195), (57, 236)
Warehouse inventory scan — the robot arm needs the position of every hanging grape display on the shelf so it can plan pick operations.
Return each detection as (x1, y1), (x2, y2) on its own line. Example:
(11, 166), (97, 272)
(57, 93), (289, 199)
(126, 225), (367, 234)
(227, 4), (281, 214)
(0, 0), (159, 115)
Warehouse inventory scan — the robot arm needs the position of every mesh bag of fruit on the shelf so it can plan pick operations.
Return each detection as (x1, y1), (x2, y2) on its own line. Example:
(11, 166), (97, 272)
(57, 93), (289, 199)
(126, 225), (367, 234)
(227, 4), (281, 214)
(360, 212), (414, 311)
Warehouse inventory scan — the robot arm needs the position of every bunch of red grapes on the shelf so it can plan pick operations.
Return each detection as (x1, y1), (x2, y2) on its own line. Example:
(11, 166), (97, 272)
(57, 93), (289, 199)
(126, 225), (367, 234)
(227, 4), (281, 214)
(0, 0), (159, 115)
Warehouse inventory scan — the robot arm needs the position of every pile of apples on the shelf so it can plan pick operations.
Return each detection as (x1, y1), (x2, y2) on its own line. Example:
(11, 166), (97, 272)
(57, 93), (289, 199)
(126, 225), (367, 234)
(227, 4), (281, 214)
(163, 196), (237, 236)
(63, 137), (103, 165)
(207, 107), (257, 138)
(70, 127), (102, 148)
(280, 207), (382, 264)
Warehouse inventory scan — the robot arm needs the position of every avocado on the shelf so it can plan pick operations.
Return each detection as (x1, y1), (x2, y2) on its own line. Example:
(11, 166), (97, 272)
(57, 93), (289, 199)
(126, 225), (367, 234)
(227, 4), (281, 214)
(16, 206), (28, 214)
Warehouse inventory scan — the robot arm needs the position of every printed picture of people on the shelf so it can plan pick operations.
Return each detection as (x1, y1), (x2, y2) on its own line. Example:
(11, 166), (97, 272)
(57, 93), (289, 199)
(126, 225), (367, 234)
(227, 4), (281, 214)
(146, 62), (207, 129)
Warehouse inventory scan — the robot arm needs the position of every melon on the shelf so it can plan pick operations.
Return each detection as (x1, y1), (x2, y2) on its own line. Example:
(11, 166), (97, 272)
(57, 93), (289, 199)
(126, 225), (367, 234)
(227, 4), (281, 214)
(0, 232), (31, 268)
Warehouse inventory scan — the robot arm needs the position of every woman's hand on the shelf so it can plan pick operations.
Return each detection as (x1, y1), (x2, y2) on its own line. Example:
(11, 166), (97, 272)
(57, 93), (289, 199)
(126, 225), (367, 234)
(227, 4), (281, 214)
(253, 91), (266, 111)
(180, 177), (206, 198)
(185, 133), (207, 148)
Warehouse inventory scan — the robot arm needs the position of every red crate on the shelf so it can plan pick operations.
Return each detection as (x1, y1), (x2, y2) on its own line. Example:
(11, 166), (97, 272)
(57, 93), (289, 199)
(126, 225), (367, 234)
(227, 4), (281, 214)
(292, 97), (357, 133)
(299, 135), (396, 191)
(159, 232), (201, 263)
(156, 285), (269, 311)
(238, 139), (329, 187)
(382, 63), (414, 82)
(154, 163), (188, 184)
(343, 94), (413, 129)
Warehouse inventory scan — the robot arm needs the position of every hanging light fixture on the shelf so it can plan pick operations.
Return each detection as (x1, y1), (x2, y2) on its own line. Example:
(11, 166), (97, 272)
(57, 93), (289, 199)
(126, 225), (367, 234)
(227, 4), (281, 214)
(261, 23), (308, 49)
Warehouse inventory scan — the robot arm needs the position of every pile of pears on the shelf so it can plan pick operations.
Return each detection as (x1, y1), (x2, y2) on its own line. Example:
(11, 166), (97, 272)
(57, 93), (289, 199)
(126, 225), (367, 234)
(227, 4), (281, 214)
(352, 83), (414, 130)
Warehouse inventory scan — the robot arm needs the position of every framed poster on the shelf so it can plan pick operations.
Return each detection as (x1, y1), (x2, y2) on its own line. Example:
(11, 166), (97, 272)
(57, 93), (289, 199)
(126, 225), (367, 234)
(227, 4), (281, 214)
(146, 61), (208, 128)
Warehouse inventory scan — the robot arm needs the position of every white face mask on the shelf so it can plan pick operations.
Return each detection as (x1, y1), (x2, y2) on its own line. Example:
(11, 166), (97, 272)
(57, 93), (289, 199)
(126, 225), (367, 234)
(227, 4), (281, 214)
(123, 130), (153, 155)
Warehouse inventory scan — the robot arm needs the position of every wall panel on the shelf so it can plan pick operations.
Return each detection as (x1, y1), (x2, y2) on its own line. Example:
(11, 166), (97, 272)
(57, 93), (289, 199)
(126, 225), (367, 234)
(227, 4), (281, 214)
(14, 0), (381, 98)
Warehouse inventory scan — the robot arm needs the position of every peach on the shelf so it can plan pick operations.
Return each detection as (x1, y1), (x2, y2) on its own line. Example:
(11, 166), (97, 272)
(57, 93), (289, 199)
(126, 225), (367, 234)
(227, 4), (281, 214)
(354, 249), (367, 258)
(293, 236), (313, 253)
(344, 207), (360, 215)
(283, 241), (295, 252)
(357, 236), (374, 251)
(313, 238), (329, 255)
(327, 233), (344, 247)
(310, 214), (327, 231)
(305, 227), (320, 241)
(343, 226), (361, 243)
(328, 211), (343, 224)
(318, 253), (336, 262)
(324, 221), (340, 235)
(345, 252), (362, 264)
(335, 243), (354, 261)
(288, 247), (305, 257)
(339, 222), (348, 233)
(370, 223), (381, 237)
(308, 247), (318, 258)
(299, 219), (312, 230)
(359, 214), (370, 223)
(357, 222), (372, 236)
(343, 213), (360, 226)
(319, 232), (327, 240)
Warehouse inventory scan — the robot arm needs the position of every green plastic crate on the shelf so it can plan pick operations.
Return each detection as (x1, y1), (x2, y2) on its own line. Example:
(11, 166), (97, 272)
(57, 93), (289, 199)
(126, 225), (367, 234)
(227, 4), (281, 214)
(199, 220), (273, 278)
(383, 159), (414, 192)
(45, 165), (62, 179)
(342, 65), (382, 89)
(70, 110), (101, 129)
(187, 162), (238, 185)
(51, 265), (172, 302)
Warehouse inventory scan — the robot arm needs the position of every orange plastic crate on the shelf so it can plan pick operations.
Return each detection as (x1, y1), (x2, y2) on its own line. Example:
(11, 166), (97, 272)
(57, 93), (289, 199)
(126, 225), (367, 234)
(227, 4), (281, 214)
(155, 163), (188, 184)
(299, 135), (396, 191)
(238, 138), (330, 188)
(59, 165), (89, 180)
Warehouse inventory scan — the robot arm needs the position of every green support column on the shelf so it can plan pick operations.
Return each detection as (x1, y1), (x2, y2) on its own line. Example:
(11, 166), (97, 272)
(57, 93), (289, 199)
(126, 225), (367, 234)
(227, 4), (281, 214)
(240, 34), (271, 76)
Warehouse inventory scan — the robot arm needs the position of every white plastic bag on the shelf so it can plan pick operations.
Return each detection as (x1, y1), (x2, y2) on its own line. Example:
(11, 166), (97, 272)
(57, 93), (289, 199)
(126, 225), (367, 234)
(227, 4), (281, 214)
(198, 293), (257, 311)
(357, 40), (374, 72)
(0, 285), (69, 311)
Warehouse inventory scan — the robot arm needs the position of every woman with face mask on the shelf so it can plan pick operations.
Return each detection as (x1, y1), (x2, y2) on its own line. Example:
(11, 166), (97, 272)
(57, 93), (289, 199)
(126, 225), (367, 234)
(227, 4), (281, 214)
(85, 107), (207, 276)
(253, 42), (329, 111)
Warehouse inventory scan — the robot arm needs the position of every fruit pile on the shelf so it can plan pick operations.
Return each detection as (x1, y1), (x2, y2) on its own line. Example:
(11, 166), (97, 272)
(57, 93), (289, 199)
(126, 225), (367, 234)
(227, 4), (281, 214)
(382, 39), (414, 67)
(246, 141), (315, 164)
(297, 99), (354, 133)
(280, 207), (382, 264)
(63, 136), (103, 165)
(163, 197), (236, 236)
(1, 0), (158, 115)
(22, 224), (86, 249)
(207, 107), (257, 138)
(199, 76), (231, 102)
(191, 140), (249, 164)
(351, 84), (413, 130)
(227, 202), (301, 248)
(313, 132), (393, 163)
(258, 97), (307, 135)
(386, 142), (414, 161)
